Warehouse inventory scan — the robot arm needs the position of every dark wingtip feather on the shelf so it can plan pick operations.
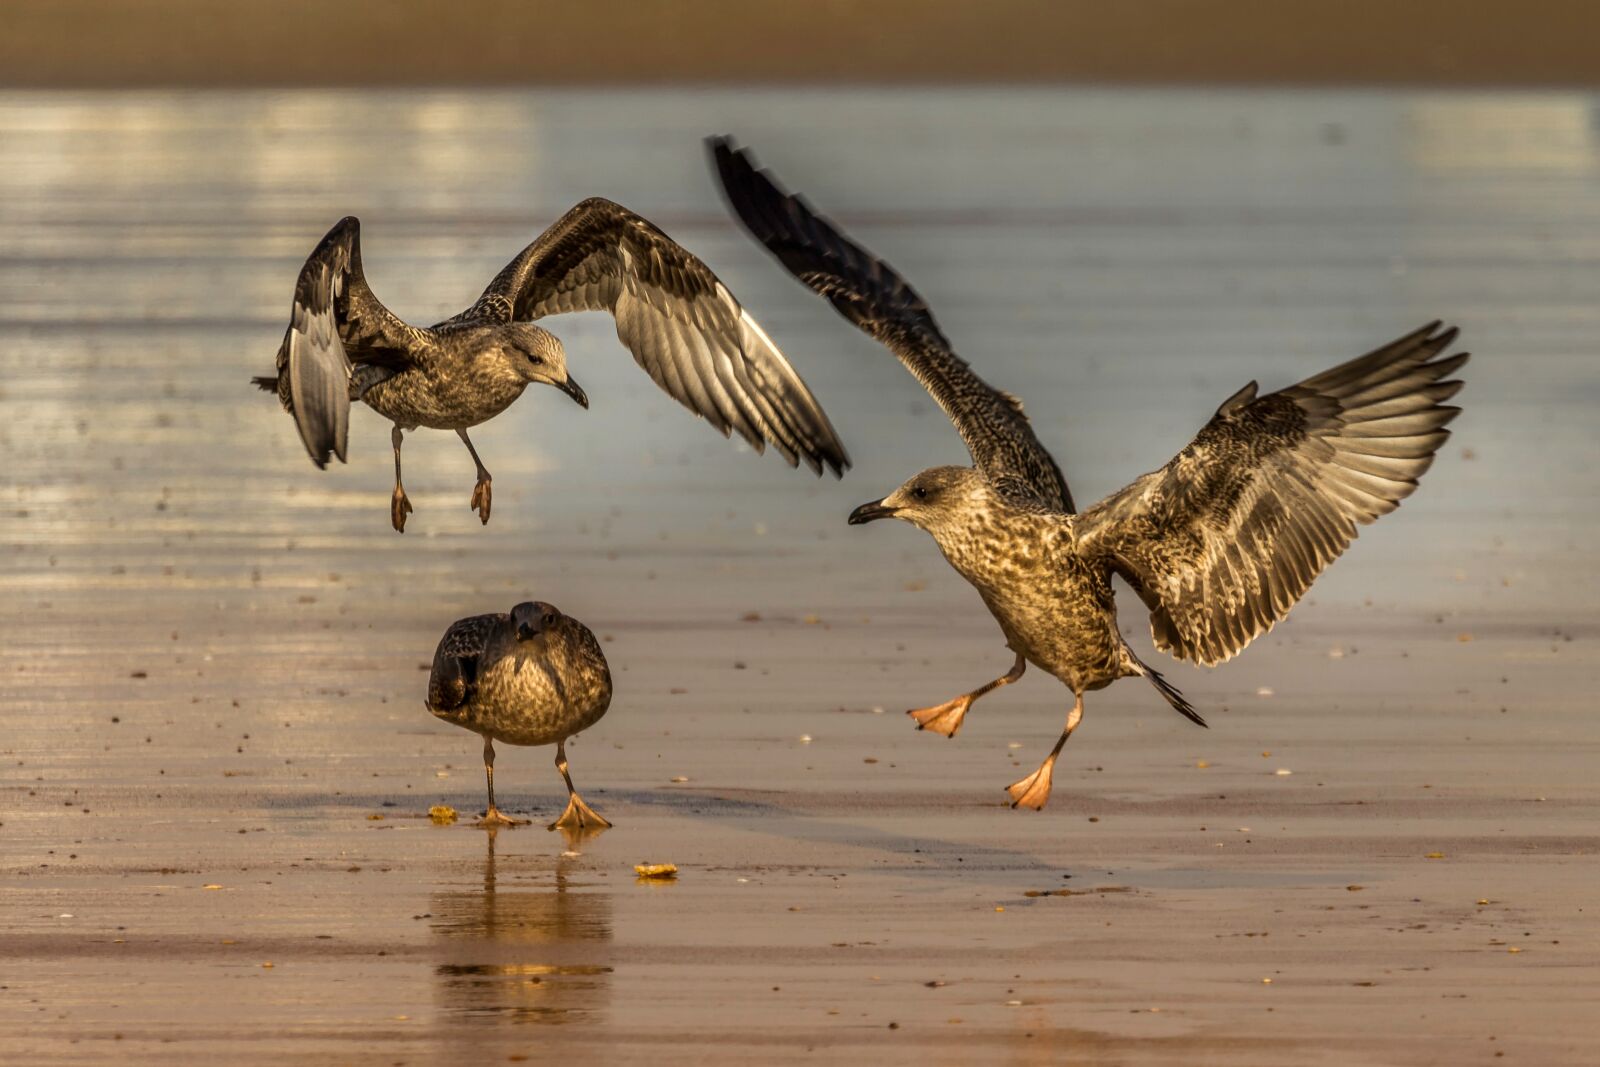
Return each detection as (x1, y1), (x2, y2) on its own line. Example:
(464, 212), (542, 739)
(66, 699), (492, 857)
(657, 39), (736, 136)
(1139, 659), (1208, 728)
(251, 375), (278, 392)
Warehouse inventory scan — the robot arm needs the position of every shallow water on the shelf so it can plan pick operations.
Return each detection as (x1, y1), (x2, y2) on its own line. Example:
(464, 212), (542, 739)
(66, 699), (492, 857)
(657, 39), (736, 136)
(1, 88), (1598, 1064)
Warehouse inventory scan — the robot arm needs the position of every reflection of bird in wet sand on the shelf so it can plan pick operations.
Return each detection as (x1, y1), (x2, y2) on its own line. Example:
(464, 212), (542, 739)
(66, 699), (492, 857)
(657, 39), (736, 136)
(428, 601), (613, 830)
(252, 199), (849, 532)
(431, 832), (614, 1026)
(713, 138), (1467, 811)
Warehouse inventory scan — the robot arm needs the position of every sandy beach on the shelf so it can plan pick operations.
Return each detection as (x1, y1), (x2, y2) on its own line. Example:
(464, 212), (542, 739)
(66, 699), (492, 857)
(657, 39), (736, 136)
(1, 88), (1597, 1064)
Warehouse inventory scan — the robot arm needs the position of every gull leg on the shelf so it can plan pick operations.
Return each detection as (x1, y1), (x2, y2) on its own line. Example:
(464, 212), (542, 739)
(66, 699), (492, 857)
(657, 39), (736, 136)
(1006, 692), (1084, 811)
(390, 425), (414, 533)
(479, 736), (527, 828)
(458, 428), (493, 526)
(908, 653), (1026, 738)
(550, 739), (611, 832)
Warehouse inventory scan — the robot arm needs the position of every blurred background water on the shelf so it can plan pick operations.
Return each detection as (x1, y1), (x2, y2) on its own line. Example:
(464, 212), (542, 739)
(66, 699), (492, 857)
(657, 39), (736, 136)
(1, 88), (1594, 636)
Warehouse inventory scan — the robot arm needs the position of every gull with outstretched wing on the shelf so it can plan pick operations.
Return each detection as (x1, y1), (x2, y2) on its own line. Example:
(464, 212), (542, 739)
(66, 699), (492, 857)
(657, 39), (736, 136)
(254, 198), (849, 531)
(712, 137), (1466, 811)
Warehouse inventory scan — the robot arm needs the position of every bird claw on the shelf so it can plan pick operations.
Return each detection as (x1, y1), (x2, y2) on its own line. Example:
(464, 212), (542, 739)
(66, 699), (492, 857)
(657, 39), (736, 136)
(470, 476), (492, 525)
(477, 805), (529, 828)
(1005, 757), (1057, 810)
(907, 694), (973, 737)
(391, 488), (413, 533)
(549, 792), (611, 832)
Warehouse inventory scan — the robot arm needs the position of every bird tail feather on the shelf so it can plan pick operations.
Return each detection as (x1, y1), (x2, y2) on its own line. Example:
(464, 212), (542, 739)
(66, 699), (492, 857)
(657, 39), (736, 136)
(1130, 652), (1207, 728)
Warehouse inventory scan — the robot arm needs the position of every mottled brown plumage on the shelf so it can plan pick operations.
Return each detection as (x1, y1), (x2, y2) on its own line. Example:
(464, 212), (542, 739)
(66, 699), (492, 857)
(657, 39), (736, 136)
(254, 198), (850, 532)
(714, 138), (1466, 811)
(427, 601), (613, 831)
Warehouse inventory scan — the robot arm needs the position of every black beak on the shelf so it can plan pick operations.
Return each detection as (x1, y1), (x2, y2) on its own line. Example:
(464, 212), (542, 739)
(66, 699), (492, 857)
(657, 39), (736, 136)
(557, 375), (589, 409)
(516, 622), (541, 642)
(848, 499), (899, 525)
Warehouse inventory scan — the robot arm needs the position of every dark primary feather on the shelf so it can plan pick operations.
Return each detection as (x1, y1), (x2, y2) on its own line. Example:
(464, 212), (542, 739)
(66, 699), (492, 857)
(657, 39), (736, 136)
(1137, 656), (1208, 727)
(471, 197), (849, 477)
(709, 136), (1073, 512)
(426, 613), (503, 712)
(1077, 322), (1467, 667)
(267, 217), (419, 468)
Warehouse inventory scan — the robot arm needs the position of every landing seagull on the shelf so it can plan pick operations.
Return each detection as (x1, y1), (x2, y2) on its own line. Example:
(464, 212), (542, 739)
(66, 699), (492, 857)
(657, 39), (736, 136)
(254, 198), (850, 531)
(711, 137), (1467, 811)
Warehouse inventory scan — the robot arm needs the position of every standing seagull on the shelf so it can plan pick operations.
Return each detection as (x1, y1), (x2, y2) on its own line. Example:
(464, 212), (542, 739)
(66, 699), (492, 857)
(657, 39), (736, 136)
(712, 138), (1467, 810)
(253, 198), (849, 532)
(427, 601), (613, 830)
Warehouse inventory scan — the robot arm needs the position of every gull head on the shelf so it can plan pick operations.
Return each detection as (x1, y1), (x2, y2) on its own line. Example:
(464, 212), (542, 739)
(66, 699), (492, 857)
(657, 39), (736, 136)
(500, 324), (587, 408)
(511, 600), (563, 643)
(848, 466), (991, 536)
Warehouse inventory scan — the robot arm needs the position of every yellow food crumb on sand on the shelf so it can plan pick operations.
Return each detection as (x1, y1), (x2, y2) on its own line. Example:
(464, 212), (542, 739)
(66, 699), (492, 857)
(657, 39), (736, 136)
(428, 805), (458, 825)
(1426, 851), (1446, 859)
(366, 814), (384, 821)
(203, 883), (223, 890)
(635, 863), (678, 879)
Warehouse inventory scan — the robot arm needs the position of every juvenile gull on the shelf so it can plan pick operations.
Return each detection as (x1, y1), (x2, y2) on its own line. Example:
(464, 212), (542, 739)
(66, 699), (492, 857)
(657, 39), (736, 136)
(427, 601), (612, 830)
(253, 199), (850, 532)
(713, 138), (1467, 811)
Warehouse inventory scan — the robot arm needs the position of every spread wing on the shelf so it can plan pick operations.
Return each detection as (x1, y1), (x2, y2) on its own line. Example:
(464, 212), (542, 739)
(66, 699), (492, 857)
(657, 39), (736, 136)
(426, 614), (503, 712)
(1076, 322), (1467, 667)
(710, 137), (1073, 512)
(470, 197), (849, 477)
(269, 217), (419, 468)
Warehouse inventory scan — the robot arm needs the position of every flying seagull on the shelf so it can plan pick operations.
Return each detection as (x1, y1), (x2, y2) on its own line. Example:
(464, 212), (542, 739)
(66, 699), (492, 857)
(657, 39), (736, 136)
(253, 198), (850, 531)
(711, 137), (1466, 811)
(427, 600), (613, 831)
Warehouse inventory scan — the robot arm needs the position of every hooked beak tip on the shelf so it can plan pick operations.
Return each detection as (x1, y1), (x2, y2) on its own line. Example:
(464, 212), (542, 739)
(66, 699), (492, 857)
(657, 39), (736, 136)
(559, 376), (589, 409)
(847, 500), (897, 526)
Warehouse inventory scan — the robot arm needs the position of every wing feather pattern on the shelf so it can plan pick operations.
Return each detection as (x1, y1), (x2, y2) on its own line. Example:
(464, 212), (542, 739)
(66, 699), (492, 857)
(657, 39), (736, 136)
(1076, 322), (1467, 667)
(709, 136), (1073, 511)
(471, 198), (848, 476)
(265, 217), (419, 468)
(426, 614), (504, 713)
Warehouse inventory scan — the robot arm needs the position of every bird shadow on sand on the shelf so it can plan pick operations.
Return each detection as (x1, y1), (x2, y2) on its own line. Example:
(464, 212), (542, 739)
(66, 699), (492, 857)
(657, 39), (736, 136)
(259, 787), (1056, 875)
(618, 787), (1062, 875)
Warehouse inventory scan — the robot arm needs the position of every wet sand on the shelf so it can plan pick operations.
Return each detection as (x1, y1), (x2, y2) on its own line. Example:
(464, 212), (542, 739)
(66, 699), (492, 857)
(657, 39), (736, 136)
(1, 89), (1597, 1063)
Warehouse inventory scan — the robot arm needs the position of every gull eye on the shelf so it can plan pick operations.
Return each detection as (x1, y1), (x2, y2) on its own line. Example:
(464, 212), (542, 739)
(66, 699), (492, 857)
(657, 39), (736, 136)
(910, 486), (928, 501)
(528, 353), (545, 366)
(541, 613), (556, 627)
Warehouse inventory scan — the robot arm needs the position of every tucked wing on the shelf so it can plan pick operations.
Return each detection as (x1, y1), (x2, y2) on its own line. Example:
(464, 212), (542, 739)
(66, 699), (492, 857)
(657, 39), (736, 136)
(710, 137), (1073, 512)
(470, 197), (849, 477)
(426, 614), (503, 712)
(1076, 322), (1467, 667)
(269, 217), (418, 469)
